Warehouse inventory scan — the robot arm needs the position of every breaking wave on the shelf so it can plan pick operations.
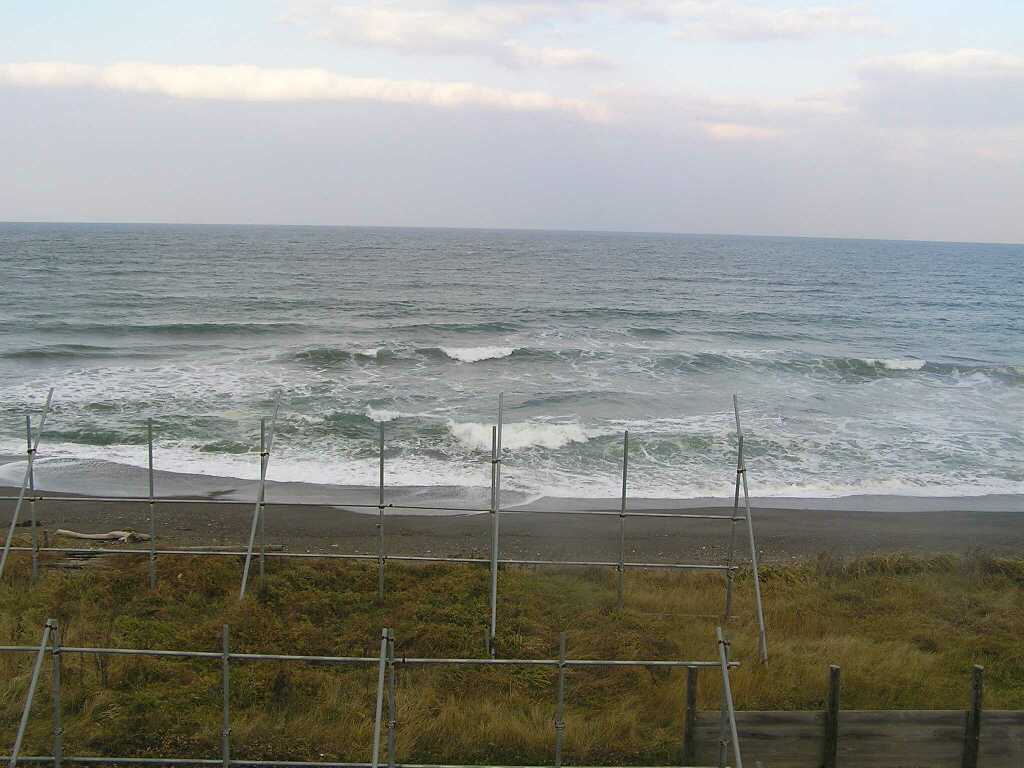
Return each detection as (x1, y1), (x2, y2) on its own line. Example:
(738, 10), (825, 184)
(439, 346), (517, 363)
(857, 358), (926, 371)
(448, 420), (597, 450)
(289, 347), (397, 366)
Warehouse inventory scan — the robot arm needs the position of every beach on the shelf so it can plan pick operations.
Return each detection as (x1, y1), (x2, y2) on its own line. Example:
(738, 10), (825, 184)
(4, 484), (1022, 563)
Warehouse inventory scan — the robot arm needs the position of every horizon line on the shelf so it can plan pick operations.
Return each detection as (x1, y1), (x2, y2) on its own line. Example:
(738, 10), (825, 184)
(2, 218), (1022, 248)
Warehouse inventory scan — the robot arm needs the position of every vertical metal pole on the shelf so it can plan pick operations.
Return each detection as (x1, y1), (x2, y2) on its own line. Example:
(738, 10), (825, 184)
(259, 418), (267, 588)
(1, 388), (53, 580)
(8, 619), (55, 768)
(488, 394), (503, 658)
(617, 431), (628, 610)
(240, 392), (282, 599)
(961, 665), (983, 768)
(378, 422), (385, 601)
(221, 625), (230, 768)
(682, 666), (698, 765)
(723, 435), (742, 621)
(371, 629), (389, 768)
(486, 424), (497, 655)
(824, 665), (841, 768)
(716, 627), (742, 768)
(27, 416), (38, 584)
(386, 629), (397, 768)
(718, 659), (728, 768)
(554, 632), (567, 768)
(148, 420), (156, 590)
(51, 622), (63, 768)
(734, 395), (768, 663)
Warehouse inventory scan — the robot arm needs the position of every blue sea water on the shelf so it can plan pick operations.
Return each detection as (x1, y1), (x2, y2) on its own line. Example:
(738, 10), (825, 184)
(0, 222), (1021, 501)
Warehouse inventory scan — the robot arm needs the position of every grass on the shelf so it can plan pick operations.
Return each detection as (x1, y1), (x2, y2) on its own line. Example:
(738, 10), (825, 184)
(0, 550), (1021, 764)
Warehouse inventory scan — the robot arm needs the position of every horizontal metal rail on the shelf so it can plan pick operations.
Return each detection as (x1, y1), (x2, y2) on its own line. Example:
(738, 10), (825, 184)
(0, 643), (737, 669)
(7, 546), (733, 572)
(0, 495), (489, 514)
(0, 495), (738, 520)
(1, 616), (739, 768)
(1, 759), (727, 768)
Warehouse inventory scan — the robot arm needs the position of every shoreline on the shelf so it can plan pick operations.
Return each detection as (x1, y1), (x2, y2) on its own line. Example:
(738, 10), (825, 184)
(3, 484), (1023, 564)
(2, 453), (1021, 515)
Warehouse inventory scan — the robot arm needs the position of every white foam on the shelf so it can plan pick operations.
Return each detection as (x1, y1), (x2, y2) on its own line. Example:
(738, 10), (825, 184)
(0, 441), (489, 491)
(365, 406), (424, 422)
(863, 358), (926, 371)
(440, 346), (516, 363)
(2, 435), (1021, 502)
(448, 420), (594, 451)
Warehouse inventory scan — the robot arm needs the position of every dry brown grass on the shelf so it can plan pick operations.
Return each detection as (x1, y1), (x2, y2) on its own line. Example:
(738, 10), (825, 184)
(0, 549), (1020, 764)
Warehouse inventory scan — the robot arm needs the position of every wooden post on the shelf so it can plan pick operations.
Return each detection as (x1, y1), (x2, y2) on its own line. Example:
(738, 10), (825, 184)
(682, 666), (699, 765)
(824, 664), (841, 768)
(961, 665), (983, 768)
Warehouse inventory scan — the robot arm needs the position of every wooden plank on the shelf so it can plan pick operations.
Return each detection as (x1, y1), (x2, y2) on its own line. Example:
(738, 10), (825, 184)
(838, 711), (964, 766)
(694, 711), (824, 765)
(692, 710), (1024, 768)
(980, 712), (1024, 761)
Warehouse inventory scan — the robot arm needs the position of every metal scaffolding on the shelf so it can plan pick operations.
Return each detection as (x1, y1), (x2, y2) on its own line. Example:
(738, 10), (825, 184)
(0, 390), (768, 662)
(0, 620), (744, 768)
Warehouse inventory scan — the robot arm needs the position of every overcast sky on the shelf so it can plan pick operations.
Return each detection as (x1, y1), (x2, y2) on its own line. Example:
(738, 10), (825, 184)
(2, 1), (1022, 242)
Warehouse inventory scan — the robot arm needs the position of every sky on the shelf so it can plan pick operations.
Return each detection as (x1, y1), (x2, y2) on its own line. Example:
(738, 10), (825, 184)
(1, 1), (1022, 242)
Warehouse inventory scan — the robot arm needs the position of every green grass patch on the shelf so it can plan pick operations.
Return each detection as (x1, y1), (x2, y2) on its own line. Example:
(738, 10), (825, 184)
(0, 550), (1020, 764)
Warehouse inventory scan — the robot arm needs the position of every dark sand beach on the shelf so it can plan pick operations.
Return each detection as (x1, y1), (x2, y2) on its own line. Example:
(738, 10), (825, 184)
(3, 485), (1023, 564)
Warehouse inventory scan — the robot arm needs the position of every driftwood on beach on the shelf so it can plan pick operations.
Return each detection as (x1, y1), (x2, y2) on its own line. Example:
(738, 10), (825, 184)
(55, 529), (152, 543)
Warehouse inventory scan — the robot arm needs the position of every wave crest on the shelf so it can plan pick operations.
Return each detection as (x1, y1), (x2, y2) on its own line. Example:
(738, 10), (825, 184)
(440, 346), (517, 363)
(859, 357), (926, 371)
(290, 347), (393, 366)
(448, 420), (592, 450)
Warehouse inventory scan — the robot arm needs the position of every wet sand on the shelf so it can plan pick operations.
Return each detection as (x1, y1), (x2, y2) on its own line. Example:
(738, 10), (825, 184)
(2, 486), (1023, 564)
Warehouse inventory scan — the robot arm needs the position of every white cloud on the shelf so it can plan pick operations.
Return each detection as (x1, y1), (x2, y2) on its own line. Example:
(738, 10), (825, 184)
(601, 83), (849, 144)
(702, 121), (781, 140)
(859, 48), (1024, 78)
(0, 61), (610, 120)
(288, 1), (890, 66)
(285, 1), (611, 69)
(856, 49), (1024, 126)
(627, 1), (890, 41)
(500, 41), (611, 70)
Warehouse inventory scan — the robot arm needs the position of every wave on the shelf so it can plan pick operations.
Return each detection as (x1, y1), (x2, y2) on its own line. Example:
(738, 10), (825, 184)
(417, 346), (579, 364)
(439, 346), (517, 363)
(628, 327), (676, 338)
(858, 358), (926, 371)
(31, 321), (306, 336)
(386, 321), (520, 333)
(289, 347), (398, 366)
(649, 352), (999, 380)
(365, 406), (429, 422)
(448, 420), (596, 450)
(45, 428), (149, 447)
(551, 307), (716, 321)
(1, 344), (165, 360)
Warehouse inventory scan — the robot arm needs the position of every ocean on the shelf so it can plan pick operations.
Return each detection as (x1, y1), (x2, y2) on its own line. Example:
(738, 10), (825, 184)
(1, 222), (1021, 505)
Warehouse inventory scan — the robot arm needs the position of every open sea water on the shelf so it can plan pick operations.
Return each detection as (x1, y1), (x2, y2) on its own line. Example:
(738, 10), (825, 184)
(0, 222), (1021, 502)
